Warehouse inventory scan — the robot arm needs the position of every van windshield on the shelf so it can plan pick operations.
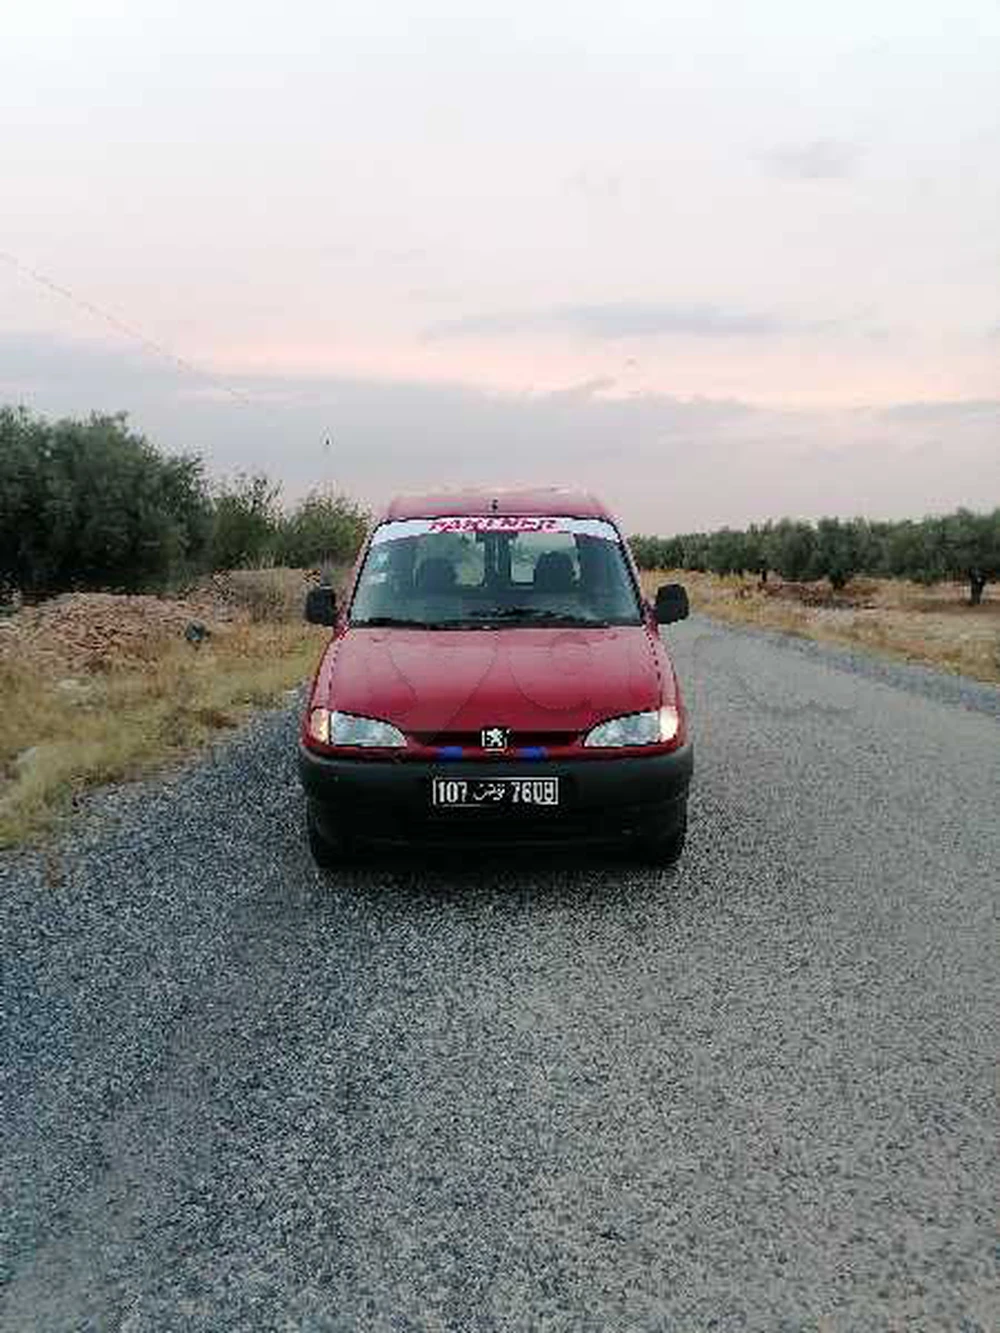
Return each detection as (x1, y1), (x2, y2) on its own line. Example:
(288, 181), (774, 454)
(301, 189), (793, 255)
(350, 516), (643, 628)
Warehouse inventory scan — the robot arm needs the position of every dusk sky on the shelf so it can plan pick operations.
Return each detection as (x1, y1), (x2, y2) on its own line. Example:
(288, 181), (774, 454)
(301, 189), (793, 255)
(2, 0), (998, 532)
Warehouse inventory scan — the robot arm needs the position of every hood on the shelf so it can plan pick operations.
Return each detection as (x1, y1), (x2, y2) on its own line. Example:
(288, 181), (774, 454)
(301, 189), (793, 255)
(314, 625), (668, 738)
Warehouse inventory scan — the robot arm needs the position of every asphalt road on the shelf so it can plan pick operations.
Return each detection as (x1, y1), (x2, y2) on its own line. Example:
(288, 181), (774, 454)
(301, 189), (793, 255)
(2, 616), (997, 1332)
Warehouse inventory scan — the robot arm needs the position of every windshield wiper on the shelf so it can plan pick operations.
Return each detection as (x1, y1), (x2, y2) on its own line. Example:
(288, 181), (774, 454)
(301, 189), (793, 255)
(468, 607), (610, 627)
(354, 610), (611, 629)
(352, 615), (439, 628)
(353, 615), (490, 630)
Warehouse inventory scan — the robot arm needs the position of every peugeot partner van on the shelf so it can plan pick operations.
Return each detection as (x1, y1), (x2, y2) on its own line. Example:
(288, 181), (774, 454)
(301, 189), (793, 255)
(299, 489), (692, 864)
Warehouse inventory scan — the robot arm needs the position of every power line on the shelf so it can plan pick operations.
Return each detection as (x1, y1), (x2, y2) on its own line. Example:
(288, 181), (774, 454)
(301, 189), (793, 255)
(0, 246), (274, 415)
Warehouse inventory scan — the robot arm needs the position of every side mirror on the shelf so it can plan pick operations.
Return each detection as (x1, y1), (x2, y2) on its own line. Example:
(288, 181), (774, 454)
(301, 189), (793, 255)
(305, 586), (337, 626)
(654, 583), (689, 625)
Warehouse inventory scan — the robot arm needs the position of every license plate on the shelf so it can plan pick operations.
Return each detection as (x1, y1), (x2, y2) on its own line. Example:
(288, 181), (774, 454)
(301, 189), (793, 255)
(431, 777), (560, 808)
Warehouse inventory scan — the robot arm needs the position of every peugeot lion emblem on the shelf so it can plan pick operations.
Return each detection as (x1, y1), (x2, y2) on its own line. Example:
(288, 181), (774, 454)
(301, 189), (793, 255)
(482, 727), (509, 751)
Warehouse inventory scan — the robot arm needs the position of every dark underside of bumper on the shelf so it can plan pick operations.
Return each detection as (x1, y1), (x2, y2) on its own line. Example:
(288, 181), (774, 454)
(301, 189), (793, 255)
(298, 744), (693, 849)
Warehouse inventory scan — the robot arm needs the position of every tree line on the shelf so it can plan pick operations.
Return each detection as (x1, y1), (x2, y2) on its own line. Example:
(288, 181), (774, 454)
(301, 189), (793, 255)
(0, 407), (369, 600)
(4, 406), (997, 605)
(628, 511), (1000, 604)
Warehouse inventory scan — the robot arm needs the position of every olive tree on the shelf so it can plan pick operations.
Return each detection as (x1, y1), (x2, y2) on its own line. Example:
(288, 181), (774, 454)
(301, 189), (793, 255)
(0, 408), (211, 597)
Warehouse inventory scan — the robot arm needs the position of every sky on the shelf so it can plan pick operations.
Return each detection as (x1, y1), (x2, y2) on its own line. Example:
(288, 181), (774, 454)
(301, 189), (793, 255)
(1, 0), (998, 532)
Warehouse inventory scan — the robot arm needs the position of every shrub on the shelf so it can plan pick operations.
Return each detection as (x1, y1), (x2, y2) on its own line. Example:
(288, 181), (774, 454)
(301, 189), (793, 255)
(210, 473), (283, 570)
(0, 407), (211, 598)
(0, 408), (372, 598)
(277, 487), (369, 569)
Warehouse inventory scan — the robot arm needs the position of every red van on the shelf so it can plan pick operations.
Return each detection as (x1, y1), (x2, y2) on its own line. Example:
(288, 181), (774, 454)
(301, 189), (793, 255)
(298, 488), (692, 864)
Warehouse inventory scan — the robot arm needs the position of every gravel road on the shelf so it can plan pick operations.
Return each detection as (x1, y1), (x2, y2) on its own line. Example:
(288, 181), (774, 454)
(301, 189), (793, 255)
(2, 616), (997, 1332)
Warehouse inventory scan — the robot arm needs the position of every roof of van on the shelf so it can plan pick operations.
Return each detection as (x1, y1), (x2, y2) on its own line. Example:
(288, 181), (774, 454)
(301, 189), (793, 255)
(382, 487), (612, 522)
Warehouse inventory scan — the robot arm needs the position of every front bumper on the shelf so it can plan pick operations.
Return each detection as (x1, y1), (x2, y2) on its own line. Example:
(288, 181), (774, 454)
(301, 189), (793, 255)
(298, 743), (693, 849)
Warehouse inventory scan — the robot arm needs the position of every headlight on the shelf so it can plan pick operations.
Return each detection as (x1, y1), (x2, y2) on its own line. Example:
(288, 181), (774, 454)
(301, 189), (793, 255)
(583, 706), (679, 748)
(307, 708), (406, 747)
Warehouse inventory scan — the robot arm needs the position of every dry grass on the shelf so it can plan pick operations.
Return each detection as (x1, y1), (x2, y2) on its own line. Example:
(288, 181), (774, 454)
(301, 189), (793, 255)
(203, 566), (334, 624)
(5, 563), (995, 847)
(642, 570), (1000, 684)
(0, 571), (338, 848)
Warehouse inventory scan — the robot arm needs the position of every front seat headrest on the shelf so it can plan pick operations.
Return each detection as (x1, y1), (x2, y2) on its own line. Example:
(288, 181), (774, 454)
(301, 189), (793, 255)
(414, 557), (457, 594)
(533, 551), (576, 593)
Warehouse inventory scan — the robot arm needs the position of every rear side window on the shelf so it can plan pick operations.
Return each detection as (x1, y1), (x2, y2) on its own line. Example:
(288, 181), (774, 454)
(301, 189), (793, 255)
(510, 531), (579, 584)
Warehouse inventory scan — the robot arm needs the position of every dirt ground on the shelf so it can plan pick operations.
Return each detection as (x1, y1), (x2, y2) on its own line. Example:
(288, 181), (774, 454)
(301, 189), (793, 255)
(0, 570), (331, 845)
(640, 570), (1000, 684)
(0, 569), (320, 674)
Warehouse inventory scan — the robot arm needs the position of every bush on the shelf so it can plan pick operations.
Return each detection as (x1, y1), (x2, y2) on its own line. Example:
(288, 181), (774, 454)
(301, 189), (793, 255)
(1, 407), (372, 599)
(210, 479), (369, 573)
(277, 487), (369, 569)
(0, 407), (211, 598)
(210, 473), (283, 569)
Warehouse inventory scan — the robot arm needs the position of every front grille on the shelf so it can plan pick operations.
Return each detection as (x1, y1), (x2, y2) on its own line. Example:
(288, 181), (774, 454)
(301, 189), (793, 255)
(410, 730), (580, 749)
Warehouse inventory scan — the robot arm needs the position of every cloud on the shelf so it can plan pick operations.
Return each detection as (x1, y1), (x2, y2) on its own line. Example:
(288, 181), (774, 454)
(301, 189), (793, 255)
(543, 377), (617, 402)
(763, 139), (862, 180)
(876, 399), (1000, 423)
(2, 332), (997, 532)
(425, 302), (796, 340)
